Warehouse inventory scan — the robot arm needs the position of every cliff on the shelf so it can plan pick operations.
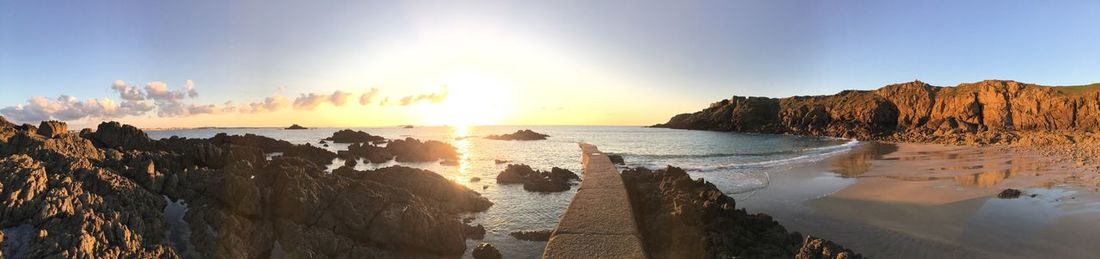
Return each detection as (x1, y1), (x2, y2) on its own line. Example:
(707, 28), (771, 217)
(656, 80), (1100, 145)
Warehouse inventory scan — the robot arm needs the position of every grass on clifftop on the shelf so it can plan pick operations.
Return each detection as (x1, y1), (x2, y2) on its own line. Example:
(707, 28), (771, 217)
(1056, 83), (1100, 95)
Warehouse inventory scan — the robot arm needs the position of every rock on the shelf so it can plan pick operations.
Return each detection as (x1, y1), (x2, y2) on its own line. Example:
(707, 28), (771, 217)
(496, 164), (577, 193)
(324, 129), (385, 143)
(655, 80), (1100, 146)
(36, 120), (67, 138)
(440, 159), (459, 166)
(464, 224), (486, 240)
(470, 177), (481, 182)
(341, 142), (394, 163)
(385, 137), (459, 162)
(285, 124), (308, 130)
(622, 166), (859, 258)
(472, 243), (502, 259)
(796, 235), (861, 259)
(0, 115), (15, 128)
(91, 121), (155, 150)
(998, 188), (1023, 199)
(401, 125), (414, 129)
(608, 154), (625, 165)
(509, 229), (553, 241)
(0, 119), (495, 258)
(486, 129), (549, 141)
(494, 159), (509, 164)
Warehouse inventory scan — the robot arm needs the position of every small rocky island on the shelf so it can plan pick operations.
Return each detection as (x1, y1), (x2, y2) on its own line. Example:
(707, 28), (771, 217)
(486, 129), (549, 141)
(284, 124), (308, 130)
(495, 164), (579, 192)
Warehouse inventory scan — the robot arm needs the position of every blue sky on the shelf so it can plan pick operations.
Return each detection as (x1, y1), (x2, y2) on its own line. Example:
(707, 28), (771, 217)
(1, 0), (1099, 127)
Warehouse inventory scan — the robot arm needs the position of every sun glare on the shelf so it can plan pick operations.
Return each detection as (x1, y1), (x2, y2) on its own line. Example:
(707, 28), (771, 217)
(420, 72), (514, 127)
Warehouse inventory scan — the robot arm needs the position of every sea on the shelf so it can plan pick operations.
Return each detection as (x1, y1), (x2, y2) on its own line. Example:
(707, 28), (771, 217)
(147, 126), (854, 258)
(147, 125), (1100, 258)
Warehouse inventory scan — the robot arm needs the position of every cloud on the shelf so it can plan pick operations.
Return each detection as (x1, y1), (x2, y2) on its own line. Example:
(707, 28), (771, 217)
(399, 86), (449, 106)
(0, 95), (136, 123)
(111, 80), (145, 101)
(239, 95), (289, 113)
(359, 88), (380, 105)
(292, 90), (355, 110)
(293, 93), (328, 110)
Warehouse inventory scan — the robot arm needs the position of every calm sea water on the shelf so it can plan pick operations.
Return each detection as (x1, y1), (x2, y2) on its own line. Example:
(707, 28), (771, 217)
(147, 126), (854, 258)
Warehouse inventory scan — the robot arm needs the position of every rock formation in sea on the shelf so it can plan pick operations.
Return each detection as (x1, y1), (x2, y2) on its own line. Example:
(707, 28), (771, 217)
(509, 229), (553, 241)
(621, 166), (860, 259)
(285, 124), (308, 130)
(486, 129), (550, 141)
(495, 164), (579, 192)
(324, 129), (385, 144)
(0, 118), (491, 258)
(655, 80), (1100, 146)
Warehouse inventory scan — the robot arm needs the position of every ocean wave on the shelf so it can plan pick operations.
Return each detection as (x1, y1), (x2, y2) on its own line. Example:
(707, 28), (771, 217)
(671, 139), (860, 172)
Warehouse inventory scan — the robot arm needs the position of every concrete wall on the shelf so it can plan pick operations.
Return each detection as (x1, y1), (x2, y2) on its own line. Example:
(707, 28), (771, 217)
(542, 143), (648, 259)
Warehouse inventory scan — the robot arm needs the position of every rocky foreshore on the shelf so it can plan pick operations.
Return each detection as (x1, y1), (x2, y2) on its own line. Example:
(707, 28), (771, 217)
(622, 166), (860, 259)
(655, 80), (1100, 173)
(0, 118), (491, 258)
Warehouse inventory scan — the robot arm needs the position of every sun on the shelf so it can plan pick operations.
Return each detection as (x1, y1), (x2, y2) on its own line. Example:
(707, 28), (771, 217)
(420, 72), (514, 127)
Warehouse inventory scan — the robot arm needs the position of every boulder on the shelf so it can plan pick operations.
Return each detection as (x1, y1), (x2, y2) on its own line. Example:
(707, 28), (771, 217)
(496, 164), (578, 193)
(472, 243), (502, 259)
(997, 188), (1023, 199)
(36, 120), (67, 138)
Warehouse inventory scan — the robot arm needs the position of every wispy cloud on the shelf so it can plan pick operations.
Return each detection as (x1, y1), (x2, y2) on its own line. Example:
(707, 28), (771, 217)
(399, 86), (449, 106)
(359, 88), (380, 105)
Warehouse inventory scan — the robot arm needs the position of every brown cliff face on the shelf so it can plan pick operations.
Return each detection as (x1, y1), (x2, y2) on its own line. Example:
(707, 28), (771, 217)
(656, 80), (1100, 144)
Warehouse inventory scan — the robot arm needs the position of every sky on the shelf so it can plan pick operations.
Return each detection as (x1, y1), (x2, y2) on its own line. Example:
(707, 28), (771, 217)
(1, 0), (1099, 128)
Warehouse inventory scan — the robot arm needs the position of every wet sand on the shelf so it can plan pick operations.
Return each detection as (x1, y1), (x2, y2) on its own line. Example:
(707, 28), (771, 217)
(729, 142), (1100, 258)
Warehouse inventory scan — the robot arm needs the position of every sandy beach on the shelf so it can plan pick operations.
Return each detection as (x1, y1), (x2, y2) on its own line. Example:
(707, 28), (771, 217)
(731, 142), (1100, 258)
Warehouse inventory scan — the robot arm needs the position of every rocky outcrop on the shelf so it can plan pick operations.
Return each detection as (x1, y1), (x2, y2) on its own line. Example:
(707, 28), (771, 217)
(622, 166), (860, 259)
(285, 124), (307, 130)
(486, 129), (549, 141)
(0, 119), (492, 258)
(324, 129), (385, 144)
(997, 188), (1023, 199)
(385, 137), (459, 162)
(472, 243), (502, 259)
(656, 80), (1100, 145)
(495, 164), (579, 193)
(509, 229), (553, 241)
(35, 120), (67, 138)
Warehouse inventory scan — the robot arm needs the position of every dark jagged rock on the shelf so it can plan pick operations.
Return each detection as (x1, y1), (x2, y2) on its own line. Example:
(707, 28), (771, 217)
(339, 142), (394, 163)
(285, 124), (308, 130)
(91, 121), (156, 150)
(655, 80), (1100, 145)
(0, 120), (494, 258)
(0, 116), (15, 128)
(464, 224), (486, 240)
(324, 129), (385, 143)
(472, 243), (502, 259)
(997, 188), (1023, 199)
(385, 137), (459, 162)
(509, 229), (553, 241)
(608, 154), (625, 165)
(796, 235), (861, 259)
(496, 164), (578, 193)
(36, 120), (67, 138)
(622, 166), (860, 259)
(486, 129), (549, 141)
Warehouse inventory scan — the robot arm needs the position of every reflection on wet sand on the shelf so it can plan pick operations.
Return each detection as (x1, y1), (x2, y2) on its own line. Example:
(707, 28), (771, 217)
(827, 143), (1069, 204)
(738, 141), (1100, 258)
